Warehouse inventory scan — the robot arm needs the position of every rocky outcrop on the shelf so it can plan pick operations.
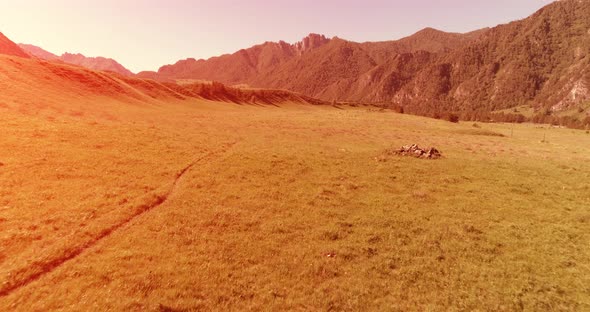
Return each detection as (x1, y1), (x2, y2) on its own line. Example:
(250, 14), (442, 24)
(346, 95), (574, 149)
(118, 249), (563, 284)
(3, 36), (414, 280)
(377, 144), (443, 161)
(293, 34), (331, 55)
(392, 144), (443, 159)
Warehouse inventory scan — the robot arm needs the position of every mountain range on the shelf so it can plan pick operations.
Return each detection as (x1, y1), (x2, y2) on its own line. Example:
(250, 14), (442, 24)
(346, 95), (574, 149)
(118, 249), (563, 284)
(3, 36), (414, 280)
(18, 44), (134, 76)
(137, 0), (589, 124)
(2, 0), (589, 127)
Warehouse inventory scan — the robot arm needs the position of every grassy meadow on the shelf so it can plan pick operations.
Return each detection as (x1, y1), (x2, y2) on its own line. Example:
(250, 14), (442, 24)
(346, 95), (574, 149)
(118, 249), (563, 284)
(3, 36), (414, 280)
(0, 100), (589, 311)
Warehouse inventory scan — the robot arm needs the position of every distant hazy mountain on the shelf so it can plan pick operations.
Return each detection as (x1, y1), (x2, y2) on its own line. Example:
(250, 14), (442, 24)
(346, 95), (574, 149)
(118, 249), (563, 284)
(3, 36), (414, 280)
(18, 44), (134, 76)
(18, 43), (59, 60)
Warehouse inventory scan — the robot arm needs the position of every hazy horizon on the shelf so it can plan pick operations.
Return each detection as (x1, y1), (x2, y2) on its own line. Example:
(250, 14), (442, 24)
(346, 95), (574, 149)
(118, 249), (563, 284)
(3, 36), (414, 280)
(2, 0), (555, 73)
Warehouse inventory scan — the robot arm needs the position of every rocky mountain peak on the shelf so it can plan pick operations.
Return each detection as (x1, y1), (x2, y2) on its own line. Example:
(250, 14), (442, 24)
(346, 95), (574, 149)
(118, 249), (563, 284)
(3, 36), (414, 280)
(293, 33), (330, 54)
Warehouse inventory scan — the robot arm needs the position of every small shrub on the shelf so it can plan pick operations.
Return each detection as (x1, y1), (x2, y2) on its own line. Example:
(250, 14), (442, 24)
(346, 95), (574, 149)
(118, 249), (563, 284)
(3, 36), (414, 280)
(543, 108), (552, 116)
(472, 123), (481, 128)
(392, 105), (404, 114)
(456, 129), (505, 137)
(445, 113), (460, 123)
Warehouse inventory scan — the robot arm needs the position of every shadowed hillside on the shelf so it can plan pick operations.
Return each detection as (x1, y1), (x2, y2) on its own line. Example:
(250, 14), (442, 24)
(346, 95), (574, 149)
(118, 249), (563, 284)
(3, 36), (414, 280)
(147, 29), (481, 95)
(395, 0), (590, 124)
(250, 28), (482, 102)
(138, 34), (331, 83)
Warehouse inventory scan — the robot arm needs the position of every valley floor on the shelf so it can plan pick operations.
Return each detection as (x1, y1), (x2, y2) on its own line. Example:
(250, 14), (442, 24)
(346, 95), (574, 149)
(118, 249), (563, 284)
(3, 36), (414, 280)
(0, 100), (589, 311)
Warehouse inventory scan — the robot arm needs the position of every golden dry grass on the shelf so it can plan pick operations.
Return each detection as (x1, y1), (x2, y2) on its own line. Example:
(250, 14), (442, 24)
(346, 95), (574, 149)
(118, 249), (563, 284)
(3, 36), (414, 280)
(1, 98), (589, 311)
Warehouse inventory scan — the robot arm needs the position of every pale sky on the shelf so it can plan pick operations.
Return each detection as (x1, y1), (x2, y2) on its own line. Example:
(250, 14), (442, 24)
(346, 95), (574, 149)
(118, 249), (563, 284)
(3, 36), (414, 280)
(1, 0), (554, 73)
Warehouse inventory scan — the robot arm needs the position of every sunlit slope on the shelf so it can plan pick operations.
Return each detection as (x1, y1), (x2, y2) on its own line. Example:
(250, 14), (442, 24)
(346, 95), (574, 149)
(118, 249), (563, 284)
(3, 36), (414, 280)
(0, 33), (29, 59)
(0, 55), (325, 119)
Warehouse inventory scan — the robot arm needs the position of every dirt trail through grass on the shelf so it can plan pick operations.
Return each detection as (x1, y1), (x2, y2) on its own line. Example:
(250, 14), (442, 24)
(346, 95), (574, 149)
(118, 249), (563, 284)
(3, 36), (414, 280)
(0, 141), (237, 297)
(2, 106), (589, 310)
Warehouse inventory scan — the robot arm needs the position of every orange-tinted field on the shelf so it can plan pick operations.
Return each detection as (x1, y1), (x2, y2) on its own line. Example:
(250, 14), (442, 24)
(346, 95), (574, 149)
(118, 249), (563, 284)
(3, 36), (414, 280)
(1, 55), (590, 311)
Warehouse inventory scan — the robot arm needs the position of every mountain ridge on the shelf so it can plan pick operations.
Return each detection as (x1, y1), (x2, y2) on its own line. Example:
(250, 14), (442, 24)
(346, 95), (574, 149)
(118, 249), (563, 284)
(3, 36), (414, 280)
(18, 44), (134, 76)
(143, 0), (589, 126)
(134, 27), (483, 110)
(138, 33), (333, 83)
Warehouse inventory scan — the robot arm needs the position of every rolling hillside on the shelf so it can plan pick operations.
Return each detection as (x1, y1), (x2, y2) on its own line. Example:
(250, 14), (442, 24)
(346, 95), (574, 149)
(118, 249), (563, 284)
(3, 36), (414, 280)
(0, 32), (29, 58)
(0, 53), (326, 118)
